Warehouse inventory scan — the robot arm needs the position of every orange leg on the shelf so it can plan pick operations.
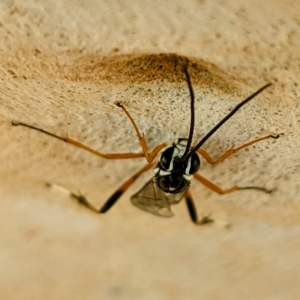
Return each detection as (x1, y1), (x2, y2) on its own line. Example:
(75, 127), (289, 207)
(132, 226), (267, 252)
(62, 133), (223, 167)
(193, 173), (273, 194)
(116, 102), (167, 162)
(185, 190), (213, 225)
(12, 118), (167, 162)
(197, 134), (279, 165)
(65, 162), (156, 213)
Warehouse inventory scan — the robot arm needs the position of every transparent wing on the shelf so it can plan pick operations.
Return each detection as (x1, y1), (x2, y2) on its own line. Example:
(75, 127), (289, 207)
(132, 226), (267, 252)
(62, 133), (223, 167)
(130, 178), (187, 218)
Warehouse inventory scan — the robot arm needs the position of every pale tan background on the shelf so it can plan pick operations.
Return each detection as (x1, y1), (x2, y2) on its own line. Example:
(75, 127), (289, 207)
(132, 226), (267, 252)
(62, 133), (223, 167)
(1, 0), (300, 299)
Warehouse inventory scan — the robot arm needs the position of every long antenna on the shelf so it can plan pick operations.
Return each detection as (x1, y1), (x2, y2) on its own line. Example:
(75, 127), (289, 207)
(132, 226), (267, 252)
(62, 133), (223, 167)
(185, 82), (272, 161)
(182, 65), (195, 159)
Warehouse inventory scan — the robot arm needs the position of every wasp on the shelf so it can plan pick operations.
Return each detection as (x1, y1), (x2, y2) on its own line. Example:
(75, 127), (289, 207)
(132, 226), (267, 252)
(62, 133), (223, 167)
(12, 65), (279, 225)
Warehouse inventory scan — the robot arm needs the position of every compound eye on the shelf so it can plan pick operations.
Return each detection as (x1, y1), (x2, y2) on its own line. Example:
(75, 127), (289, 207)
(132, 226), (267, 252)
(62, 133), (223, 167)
(186, 153), (200, 175)
(160, 146), (176, 171)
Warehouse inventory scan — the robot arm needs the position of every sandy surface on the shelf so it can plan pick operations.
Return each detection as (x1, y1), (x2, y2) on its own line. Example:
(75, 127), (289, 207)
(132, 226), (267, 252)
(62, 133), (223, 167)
(1, 0), (300, 299)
